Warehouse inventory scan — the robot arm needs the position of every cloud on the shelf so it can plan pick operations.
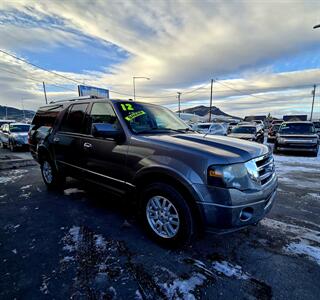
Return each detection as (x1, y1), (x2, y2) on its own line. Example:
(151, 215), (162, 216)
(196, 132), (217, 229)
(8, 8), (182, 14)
(0, 0), (319, 119)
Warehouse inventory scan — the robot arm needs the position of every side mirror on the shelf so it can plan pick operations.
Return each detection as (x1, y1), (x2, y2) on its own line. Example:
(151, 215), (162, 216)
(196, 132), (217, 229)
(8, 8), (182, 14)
(92, 123), (122, 139)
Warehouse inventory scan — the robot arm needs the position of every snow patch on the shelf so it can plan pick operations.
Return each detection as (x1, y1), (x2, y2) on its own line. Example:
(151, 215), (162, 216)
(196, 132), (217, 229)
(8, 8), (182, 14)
(285, 241), (320, 266)
(160, 273), (206, 300)
(308, 193), (320, 199)
(0, 169), (28, 185)
(20, 185), (32, 190)
(262, 218), (320, 266)
(211, 261), (250, 280)
(64, 188), (85, 195)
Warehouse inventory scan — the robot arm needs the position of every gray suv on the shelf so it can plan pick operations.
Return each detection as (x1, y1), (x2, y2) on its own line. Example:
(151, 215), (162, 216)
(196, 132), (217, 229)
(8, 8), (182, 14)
(29, 97), (277, 246)
(274, 121), (319, 156)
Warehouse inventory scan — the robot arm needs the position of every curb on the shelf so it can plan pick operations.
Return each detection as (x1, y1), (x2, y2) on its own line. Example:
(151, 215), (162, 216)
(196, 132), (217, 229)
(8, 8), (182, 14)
(0, 158), (37, 170)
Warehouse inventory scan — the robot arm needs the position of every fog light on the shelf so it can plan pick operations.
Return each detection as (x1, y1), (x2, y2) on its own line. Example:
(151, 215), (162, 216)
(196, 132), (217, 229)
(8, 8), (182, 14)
(239, 207), (253, 222)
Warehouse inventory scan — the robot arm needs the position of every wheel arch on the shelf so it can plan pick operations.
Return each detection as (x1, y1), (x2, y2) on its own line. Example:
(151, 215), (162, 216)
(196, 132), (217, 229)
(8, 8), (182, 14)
(134, 167), (206, 231)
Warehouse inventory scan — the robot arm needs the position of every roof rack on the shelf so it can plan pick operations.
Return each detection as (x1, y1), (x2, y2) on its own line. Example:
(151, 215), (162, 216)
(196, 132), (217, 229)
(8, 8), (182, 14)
(49, 95), (101, 104)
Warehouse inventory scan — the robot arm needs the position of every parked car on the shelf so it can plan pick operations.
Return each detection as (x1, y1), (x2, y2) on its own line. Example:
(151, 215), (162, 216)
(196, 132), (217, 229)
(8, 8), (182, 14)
(193, 122), (227, 136)
(0, 119), (16, 127)
(274, 121), (319, 156)
(0, 123), (30, 151)
(270, 120), (283, 128)
(313, 121), (320, 137)
(227, 121), (239, 133)
(228, 125), (264, 143)
(267, 124), (281, 143)
(253, 120), (265, 129)
(29, 97), (277, 246)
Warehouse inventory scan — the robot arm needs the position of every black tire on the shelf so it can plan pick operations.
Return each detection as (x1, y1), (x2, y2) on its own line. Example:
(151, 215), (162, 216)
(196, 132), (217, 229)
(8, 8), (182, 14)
(273, 143), (279, 154)
(140, 182), (195, 247)
(40, 158), (65, 189)
(9, 140), (15, 152)
(311, 147), (319, 157)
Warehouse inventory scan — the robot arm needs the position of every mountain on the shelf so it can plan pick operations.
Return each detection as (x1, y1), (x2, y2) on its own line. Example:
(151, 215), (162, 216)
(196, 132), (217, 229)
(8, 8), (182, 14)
(0, 105), (35, 121)
(179, 105), (241, 119)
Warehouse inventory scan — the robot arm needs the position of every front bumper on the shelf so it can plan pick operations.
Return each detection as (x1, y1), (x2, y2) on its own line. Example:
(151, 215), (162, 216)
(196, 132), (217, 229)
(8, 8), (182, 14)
(193, 173), (278, 230)
(277, 143), (318, 152)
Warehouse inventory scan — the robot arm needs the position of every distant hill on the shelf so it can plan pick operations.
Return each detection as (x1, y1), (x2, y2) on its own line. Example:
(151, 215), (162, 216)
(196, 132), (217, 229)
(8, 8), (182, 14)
(0, 105), (35, 121)
(179, 105), (241, 119)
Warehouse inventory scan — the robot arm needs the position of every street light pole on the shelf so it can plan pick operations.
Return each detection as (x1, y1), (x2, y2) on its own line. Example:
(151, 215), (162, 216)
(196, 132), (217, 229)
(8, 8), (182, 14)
(132, 76), (150, 101)
(177, 92), (181, 117)
(311, 85), (316, 121)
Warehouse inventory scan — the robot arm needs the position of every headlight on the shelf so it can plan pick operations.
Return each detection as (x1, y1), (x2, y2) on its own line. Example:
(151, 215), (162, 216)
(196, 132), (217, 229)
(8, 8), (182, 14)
(208, 161), (260, 190)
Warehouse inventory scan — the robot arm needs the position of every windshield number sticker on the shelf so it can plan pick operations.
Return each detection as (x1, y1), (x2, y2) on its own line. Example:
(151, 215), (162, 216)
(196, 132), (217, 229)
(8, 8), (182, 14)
(121, 103), (134, 111)
(125, 110), (146, 121)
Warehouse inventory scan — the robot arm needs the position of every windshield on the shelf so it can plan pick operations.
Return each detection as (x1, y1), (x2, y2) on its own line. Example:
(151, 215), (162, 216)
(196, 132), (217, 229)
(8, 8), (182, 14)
(9, 124), (30, 132)
(198, 124), (211, 129)
(279, 123), (315, 134)
(116, 102), (189, 134)
(231, 126), (256, 134)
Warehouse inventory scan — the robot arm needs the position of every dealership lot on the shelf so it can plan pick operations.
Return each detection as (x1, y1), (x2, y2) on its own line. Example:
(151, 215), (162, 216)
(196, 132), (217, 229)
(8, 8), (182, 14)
(0, 147), (319, 299)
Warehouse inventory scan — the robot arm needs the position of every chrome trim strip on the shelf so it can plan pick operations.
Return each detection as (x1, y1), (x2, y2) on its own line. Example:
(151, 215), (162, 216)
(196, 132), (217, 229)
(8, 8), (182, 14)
(257, 158), (274, 171)
(57, 160), (135, 187)
(196, 199), (266, 209)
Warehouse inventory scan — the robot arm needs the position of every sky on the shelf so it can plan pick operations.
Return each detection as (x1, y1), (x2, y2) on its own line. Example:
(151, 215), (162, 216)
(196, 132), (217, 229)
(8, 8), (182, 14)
(0, 0), (320, 119)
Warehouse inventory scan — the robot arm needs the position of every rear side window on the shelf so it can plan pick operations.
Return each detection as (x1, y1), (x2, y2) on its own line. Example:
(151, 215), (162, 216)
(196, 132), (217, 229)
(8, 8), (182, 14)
(32, 105), (63, 129)
(60, 103), (88, 133)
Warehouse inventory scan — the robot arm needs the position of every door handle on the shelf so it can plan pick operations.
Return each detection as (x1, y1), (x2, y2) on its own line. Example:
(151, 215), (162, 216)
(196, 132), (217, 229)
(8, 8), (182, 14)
(83, 142), (93, 149)
(53, 137), (60, 143)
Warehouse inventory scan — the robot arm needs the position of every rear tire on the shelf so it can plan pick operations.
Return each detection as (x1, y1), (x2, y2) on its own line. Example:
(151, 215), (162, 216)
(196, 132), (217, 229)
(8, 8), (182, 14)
(9, 140), (15, 152)
(140, 182), (195, 247)
(40, 158), (65, 189)
(273, 143), (279, 154)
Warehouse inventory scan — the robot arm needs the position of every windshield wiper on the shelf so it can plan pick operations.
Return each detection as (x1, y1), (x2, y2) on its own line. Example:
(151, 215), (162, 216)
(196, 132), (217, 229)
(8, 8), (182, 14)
(160, 127), (193, 133)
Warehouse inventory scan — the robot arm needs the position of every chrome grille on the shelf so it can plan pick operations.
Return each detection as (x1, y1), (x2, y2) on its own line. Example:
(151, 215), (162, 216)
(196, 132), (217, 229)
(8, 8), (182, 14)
(255, 153), (275, 186)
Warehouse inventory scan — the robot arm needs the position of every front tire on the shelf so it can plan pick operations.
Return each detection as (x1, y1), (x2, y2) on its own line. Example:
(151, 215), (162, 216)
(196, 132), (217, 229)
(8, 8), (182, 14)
(40, 158), (65, 189)
(141, 182), (195, 247)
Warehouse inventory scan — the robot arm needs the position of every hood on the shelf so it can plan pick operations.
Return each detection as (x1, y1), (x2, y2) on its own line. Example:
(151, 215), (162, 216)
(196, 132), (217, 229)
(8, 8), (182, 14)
(11, 132), (28, 137)
(227, 133), (255, 139)
(139, 133), (268, 164)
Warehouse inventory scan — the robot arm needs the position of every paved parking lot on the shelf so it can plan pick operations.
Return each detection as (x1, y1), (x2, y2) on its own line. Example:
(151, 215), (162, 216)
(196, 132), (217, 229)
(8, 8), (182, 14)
(0, 147), (319, 299)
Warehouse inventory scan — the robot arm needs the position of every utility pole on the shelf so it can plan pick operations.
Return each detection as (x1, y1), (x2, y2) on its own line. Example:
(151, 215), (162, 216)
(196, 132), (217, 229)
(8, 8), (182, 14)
(42, 81), (48, 104)
(21, 98), (25, 120)
(311, 85), (316, 121)
(208, 79), (214, 122)
(177, 92), (182, 117)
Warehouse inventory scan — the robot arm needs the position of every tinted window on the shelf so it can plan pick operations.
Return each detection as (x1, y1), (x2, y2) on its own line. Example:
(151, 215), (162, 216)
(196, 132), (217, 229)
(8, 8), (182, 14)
(32, 105), (63, 129)
(279, 123), (315, 134)
(60, 103), (88, 133)
(9, 124), (30, 132)
(86, 102), (118, 134)
(232, 126), (256, 134)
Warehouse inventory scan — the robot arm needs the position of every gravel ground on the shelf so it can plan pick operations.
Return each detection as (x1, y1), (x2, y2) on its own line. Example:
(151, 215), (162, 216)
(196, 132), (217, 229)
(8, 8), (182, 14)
(0, 147), (319, 299)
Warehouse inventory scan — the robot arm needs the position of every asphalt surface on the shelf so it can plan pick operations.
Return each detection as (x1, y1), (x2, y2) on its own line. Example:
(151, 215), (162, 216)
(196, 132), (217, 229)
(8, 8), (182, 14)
(0, 147), (319, 300)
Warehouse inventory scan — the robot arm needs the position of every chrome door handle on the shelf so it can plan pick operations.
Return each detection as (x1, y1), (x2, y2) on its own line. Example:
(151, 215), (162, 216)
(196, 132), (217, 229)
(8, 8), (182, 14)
(83, 142), (92, 149)
(53, 137), (60, 143)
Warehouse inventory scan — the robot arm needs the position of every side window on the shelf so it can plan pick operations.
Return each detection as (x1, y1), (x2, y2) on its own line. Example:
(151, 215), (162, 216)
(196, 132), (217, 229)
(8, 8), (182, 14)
(31, 105), (63, 129)
(60, 103), (88, 133)
(86, 102), (118, 134)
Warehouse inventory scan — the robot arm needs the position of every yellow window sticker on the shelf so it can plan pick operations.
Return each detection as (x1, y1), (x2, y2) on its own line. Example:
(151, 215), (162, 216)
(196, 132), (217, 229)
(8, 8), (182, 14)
(121, 103), (134, 111)
(125, 110), (146, 121)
